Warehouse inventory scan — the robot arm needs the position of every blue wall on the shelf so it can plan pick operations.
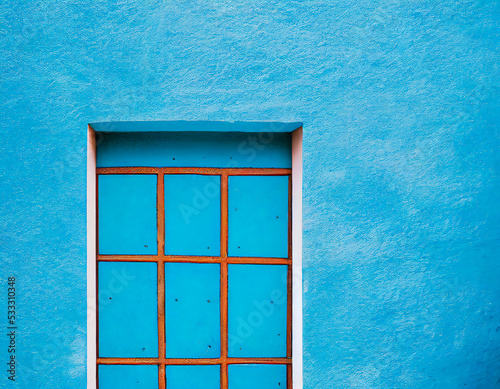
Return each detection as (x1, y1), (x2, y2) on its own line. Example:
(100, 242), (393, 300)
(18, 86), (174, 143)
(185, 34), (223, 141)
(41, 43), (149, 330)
(0, 1), (499, 388)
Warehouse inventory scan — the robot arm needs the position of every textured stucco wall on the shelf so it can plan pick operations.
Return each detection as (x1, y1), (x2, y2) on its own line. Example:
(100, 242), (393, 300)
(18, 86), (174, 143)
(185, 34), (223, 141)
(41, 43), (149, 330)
(0, 1), (499, 388)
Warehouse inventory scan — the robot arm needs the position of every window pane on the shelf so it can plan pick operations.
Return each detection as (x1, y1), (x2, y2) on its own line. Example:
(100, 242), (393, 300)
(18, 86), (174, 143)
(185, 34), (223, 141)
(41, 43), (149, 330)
(228, 264), (288, 357)
(98, 262), (158, 357)
(98, 365), (158, 389)
(164, 174), (221, 256)
(228, 175), (288, 258)
(98, 174), (157, 255)
(165, 365), (220, 389)
(96, 131), (292, 168)
(228, 364), (287, 389)
(165, 263), (220, 358)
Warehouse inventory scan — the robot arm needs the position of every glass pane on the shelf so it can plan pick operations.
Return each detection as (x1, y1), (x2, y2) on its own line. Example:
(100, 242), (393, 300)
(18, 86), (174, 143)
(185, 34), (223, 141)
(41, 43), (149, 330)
(99, 365), (158, 389)
(98, 262), (158, 357)
(228, 364), (287, 389)
(228, 175), (288, 258)
(165, 365), (220, 389)
(228, 264), (288, 357)
(98, 174), (157, 255)
(97, 131), (292, 169)
(164, 174), (220, 256)
(165, 263), (220, 358)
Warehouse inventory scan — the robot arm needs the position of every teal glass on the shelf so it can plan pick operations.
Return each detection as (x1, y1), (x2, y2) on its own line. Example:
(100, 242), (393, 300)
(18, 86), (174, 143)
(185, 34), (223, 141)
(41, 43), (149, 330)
(98, 174), (157, 255)
(164, 174), (220, 256)
(228, 364), (287, 389)
(99, 365), (158, 388)
(98, 262), (158, 357)
(165, 365), (220, 389)
(228, 264), (288, 357)
(228, 175), (289, 258)
(165, 263), (220, 358)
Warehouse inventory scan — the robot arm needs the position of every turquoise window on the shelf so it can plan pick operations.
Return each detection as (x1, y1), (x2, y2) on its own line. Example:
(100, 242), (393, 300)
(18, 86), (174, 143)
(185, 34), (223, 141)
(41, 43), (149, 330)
(98, 261), (158, 357)
(98, 174), (157, 255)
(228, 264), (288, 357)
(165, 263), (221, 358)
(228, 364), (287, 389)
(165, 365), (220, 389)
(164, 174), (221, 256)
(99, 365), (159, 388)
(228, 175), (289, 258)
(96, 130), (293, 389)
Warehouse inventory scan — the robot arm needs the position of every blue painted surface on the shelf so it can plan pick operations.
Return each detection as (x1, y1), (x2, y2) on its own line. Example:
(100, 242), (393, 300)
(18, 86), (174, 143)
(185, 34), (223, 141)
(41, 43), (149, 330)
(228, 364), (287, 389)
(165, 365), (220, 389)
(164, 174), (221, 256)
(99, 365), (158, 388)
(165, 263), (220, 358)
(228, 265), (288, 357)
(228, 176), (289, 258)
(98, 174), (158, 255)
(1, 1), (499, 388)
(97, 132), (292, 168)
(98, 262), (158, 357)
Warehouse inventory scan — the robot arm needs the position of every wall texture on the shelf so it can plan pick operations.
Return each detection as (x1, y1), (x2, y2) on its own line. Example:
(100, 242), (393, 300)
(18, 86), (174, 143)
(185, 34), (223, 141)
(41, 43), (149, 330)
(0, 1), (499, 388)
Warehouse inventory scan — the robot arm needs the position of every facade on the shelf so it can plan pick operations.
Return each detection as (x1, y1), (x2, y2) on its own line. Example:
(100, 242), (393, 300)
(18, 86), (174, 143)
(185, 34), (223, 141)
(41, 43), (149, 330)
(1, 1), (499, 388)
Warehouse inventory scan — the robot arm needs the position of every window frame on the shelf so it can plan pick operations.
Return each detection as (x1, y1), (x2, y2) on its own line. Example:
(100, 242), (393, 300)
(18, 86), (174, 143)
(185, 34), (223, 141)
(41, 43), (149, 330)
(87, 125), (303, 389)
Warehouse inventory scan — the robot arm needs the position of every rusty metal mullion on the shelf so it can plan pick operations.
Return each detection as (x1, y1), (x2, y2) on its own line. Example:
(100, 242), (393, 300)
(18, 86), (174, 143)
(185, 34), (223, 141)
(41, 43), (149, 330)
(96, 167), (291, 176)
(225, 168), (291, 176)
(287, 173), (293, 389)
(287, 364), (293, 389)
(97, 357), (292, 365)
(164, 358), (222, 365)
(226, 358), (292, 365)
(226, 257), (291, 265)
(288, 174), (292, 261)
(97, 255), (159, 262)
(96, 172), (100, 388)
(162, 255), (222, 263)
(157, 168), (166, 389)
(220, 172), (229, 389)
(286, 264), (293, 389)
(163, 167), (224, 175)
(286, 263), (293, 357)
(97, 167), (160, 174)
(98, 255), (291, 265)
(97, 358), (161, 365)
